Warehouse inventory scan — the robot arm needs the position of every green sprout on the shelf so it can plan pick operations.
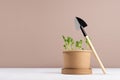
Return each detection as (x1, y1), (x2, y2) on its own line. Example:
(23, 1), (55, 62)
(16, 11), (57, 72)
(62, 35), (74, 50)
(76, 40), (82, 50)
(62, 35), (89, 50)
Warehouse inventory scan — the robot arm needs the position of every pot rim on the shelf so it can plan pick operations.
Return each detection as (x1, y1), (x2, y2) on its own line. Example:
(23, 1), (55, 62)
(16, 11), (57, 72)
(63, 50), (92, 53)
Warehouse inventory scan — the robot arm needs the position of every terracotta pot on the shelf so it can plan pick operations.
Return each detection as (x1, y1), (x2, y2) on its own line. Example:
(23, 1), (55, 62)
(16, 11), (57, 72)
(62, 50), (92, 74)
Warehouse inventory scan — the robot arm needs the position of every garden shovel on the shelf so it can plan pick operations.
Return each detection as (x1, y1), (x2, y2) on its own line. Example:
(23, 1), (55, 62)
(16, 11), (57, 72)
(75, 17), (106, 74)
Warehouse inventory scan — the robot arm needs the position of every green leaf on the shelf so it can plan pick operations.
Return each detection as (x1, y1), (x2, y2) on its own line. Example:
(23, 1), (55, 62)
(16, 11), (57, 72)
(86, 39), (89, 45)
(75, 40), (82, 49)
(63, 45), (67, 49)
(67, 37), (72, 44)
(76, 41), (79, 47)
(79, 40), (82, 45)
(62, 35), (66, 42)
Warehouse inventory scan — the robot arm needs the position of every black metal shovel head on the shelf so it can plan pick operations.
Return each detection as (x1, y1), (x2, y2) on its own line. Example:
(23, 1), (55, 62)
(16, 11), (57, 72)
(76, 17), (87, 28)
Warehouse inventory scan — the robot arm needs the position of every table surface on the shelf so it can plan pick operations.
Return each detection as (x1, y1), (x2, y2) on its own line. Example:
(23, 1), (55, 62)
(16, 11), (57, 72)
(0, 68), (120, 80)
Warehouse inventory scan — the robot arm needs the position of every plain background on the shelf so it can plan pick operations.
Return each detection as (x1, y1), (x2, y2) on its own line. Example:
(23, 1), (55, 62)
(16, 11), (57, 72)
(0, 0), (120, 68)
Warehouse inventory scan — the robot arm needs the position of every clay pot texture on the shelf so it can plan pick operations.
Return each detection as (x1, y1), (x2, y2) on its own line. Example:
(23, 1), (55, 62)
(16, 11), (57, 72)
(63, 50), (91, 69)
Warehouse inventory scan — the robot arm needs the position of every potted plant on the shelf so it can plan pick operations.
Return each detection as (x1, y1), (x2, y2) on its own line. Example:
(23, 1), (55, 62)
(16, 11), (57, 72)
(61, 35), (92, 74)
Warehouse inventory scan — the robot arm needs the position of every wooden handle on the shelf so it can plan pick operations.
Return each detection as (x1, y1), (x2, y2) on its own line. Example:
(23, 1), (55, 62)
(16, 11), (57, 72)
(86, 36), (106, 74)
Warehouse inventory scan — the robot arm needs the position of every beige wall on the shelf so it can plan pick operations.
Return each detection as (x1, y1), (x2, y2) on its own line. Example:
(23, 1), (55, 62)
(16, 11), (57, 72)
(0, 0), (120, 67)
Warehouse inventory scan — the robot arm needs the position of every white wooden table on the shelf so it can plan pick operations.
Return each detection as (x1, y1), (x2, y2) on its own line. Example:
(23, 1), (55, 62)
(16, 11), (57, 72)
(0, 68), (120, 80)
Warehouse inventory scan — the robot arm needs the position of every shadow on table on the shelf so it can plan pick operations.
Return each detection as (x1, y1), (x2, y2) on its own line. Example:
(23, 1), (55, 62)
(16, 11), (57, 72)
(41, 71), (111, 75)
(41, 71), (61, 74)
